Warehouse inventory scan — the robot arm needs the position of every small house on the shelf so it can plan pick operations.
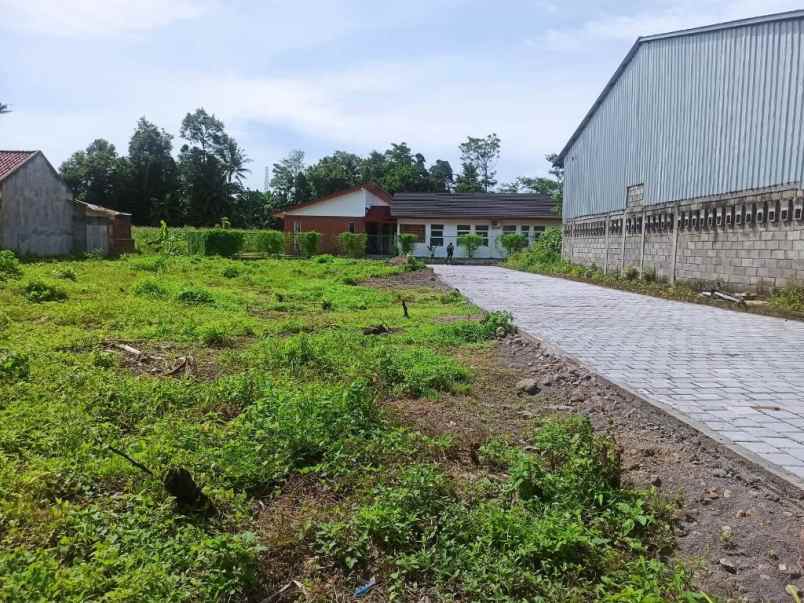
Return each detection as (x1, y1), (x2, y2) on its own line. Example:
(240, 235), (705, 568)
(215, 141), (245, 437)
(0, 150), (133, 257)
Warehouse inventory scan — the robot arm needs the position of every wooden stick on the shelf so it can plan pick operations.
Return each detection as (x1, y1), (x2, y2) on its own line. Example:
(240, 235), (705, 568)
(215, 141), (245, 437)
(109, 446), (154, 476)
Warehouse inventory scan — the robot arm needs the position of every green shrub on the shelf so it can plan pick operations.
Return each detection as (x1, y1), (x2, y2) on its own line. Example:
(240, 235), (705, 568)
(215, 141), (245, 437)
(499, 233), (528, 256)
(448, 310), (515, 342)
(338, 232), (367, 258)
(770, 284), (804, 313)
(91, 350), (116, 368)
(222, 266), (240, 279)
(0, 250), (22, 280)
(198, 323), (232, 347)
(130, 256), (168, 273)
(133, 279), (169, 299)
(176, 288), (214, 305)
(398, 234), (417, 255)
(457, 234), (483, 258)
(315, 254), (336, 264)
(297, 232), (320, 257)
(23, 280), (67, 303)
(0, 349), (29, 381)
(53, 268), (77, 281)
(375, 347), (470, 397)
(252, 230), (285, 255)
(624, 267), (639, 281)
(186, 229), (245, 257)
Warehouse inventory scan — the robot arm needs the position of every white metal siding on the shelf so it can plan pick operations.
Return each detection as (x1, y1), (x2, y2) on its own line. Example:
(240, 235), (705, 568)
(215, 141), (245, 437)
(564, 18), (804, 219)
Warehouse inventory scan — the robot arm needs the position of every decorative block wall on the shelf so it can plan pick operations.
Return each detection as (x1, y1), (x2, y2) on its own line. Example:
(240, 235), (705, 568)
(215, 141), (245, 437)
(562, 185), (804, 290)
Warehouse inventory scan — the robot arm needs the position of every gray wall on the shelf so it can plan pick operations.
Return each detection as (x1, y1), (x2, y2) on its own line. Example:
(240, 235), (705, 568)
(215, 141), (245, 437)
(563, 17), (804, 220)
(0, 154), (75, 256)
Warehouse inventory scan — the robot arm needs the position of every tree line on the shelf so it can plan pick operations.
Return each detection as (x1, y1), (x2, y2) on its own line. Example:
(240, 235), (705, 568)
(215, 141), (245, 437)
(6, 103), (561, 228)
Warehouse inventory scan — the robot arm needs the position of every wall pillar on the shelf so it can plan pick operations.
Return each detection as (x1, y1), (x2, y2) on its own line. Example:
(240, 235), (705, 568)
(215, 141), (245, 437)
(603, 215), (610, 274)
(639, 209), (646, 276)
(671, 206), (679, 284)
(620, 212), (627, 274)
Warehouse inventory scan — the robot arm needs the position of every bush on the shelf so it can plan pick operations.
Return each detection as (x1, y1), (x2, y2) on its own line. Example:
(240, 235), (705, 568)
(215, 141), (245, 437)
(133, 279), (169, 299)
(770, 284), (804, 313)
(198, 323), (232, 347)
(186, 229), (245, 257)
(457, 234), (483, 258)
(252, 230), (285, 255)
(499, 233), (528, 257)
(338, 232), (367, 258)
(53, 268), (77, 281)
(23, 280), (67, 303)
(0, 250), (22, 280)
(448, 310), (515, 342)
(130, 257), (168, 273)
(0, 349), (29, 382)
(176, 288), (214, 305)
(397, 234), (417, 256)
(222, 266), (240, 279)
(297, 232), (320, 257)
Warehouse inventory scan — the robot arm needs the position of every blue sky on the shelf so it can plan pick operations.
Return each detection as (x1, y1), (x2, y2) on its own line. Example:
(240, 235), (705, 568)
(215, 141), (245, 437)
(1, 0), (800, 190)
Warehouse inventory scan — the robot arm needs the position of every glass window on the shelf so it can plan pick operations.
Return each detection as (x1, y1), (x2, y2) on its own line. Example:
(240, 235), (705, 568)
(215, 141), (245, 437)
(457, 225), (471, 237)
(502, 225), (516, 235)
(533, 226), (546, 239)
(293, 222), (301, 233)
(429, 224), (444, 247)
(474, 225), (489, 246)
(348, 222), (357, 233)
(400, 224), (425, 242)
(520, 225), (531, 237)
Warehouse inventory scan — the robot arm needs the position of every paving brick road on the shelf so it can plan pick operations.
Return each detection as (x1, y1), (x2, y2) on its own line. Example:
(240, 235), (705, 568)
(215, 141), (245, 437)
(434, 265), (804, 486)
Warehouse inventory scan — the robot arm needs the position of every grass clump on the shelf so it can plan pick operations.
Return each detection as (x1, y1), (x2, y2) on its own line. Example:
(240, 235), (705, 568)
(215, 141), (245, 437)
(448, 310), (516, 342)
(23, 280), (67, 303)
(770, 284), (804, 314)
(176, 287), (214, 305)
(0, 250), (22, 280)
(133, 279), (169, 299)
(0, 349), (30, 382)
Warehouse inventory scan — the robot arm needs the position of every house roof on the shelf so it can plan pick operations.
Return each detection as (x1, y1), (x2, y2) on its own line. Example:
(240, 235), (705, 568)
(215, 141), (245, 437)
(0, 150), (39, 183)
(275, 183), (392, 217)
(555, 9), (804, 166)
(391, 192), (558, 219)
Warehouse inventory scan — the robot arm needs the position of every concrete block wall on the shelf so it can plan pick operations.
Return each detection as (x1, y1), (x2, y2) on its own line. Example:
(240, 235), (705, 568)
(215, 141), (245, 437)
(562, 185), (804, 290)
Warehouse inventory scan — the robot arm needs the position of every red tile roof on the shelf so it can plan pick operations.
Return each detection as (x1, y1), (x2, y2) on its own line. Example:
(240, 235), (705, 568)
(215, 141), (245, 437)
(0, 151), (38, 183)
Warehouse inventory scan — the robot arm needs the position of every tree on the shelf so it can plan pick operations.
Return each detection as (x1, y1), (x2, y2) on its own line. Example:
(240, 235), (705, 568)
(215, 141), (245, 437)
(269, 150), (305, 209)
(0, 103), (9, 115)
(229, 189), (273, 229)
(459, 133), (501, 192)
(59, 139), (129, 209)
(428, 160), (454, 193)
(127, 117), (178, 225)
(454, 163), (484, 193)
(457, 233), (483, 258)
(545, 152), (564, 215)
(305, 150), (362, 198)
(498, 154), (564, 215)
(216, 135), (251, 185)
(292, 171), (312, 205)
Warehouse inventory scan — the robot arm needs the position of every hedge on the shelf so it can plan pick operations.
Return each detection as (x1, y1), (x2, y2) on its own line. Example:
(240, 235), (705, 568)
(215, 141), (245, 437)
(338, 232), (367, 258)
(186, 229), (245, 257)
(252, 230), (285, 255)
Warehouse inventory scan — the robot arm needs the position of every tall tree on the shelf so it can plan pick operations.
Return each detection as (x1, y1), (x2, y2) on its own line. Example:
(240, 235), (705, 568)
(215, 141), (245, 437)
(269, 150), (305, 210)
(459, 133), (501, 192)
(230, 189), (273, 229)
(428, 159), (454, 193)
(305, 150), (362, 198)
(59, 139), (129, 209)
(0, 103), (9, 115)
(454, 162), (483, 193)
(127, 117), (177, 225)
(293, 171), (313, 205)
(217, 135), (251, 184)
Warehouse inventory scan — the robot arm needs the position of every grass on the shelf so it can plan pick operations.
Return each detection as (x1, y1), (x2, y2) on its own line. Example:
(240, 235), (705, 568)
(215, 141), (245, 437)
(0, 251), (706, 601)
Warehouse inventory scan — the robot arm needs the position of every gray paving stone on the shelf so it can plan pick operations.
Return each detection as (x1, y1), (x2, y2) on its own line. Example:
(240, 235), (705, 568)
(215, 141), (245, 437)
(434, 265), (804, 486)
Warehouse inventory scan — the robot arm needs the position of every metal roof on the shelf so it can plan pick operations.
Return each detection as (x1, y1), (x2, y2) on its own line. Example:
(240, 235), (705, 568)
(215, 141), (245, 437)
(0, 150), (38, 182)
(391, 192), (558, 219)
(556, 9), (804, 166)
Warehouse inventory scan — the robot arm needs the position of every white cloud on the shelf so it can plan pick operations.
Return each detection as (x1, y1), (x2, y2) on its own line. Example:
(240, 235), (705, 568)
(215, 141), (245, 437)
(0, 0), (213, 36)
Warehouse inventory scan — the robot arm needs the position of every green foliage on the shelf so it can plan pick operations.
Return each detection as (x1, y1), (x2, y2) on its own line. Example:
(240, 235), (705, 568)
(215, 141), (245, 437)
(457, 233), (483, 258)
(338, 232), (367, 258)
(23, 280), (67, 303)
(297, 231), (320, 257)
(0, 349), (29, 382)
(176, 287), (214, 305)
(133, 279), (169, 299)
(53, 268), (77, 281)
(499, 233), (528, 256)
(222, 266), (240, 279)
(448, 311), (515, 343)
(770, 284), (804, 313)
(397, 234), (417, 256)
(0, 250), (22, 280)
(198, 322), (232, 347)
(186, 229), (245, 257)
(252, 230), (285, 255)
(375, 347), (470, 397)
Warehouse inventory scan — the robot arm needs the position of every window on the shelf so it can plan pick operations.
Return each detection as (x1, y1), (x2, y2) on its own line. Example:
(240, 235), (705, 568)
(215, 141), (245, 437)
(474, 225), (489, 246)
(520, 225), (530, 238)
(400, 224), (425, 242)
(457, 225), (471, 237)
(533, 226), (546, 239)
(429, 224), (444, 247)
(292, 222), (301, 233)
(626, 184), (644, 208)
(348, 222), (357, 233)
(502, 225), (516, 235)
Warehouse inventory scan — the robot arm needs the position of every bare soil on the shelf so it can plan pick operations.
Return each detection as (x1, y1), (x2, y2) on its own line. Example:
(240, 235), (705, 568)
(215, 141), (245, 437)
(106, 340), (233, 381)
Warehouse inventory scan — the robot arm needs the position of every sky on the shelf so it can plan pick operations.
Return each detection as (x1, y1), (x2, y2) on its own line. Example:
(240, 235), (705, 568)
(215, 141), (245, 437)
(1, 0), (801, 191)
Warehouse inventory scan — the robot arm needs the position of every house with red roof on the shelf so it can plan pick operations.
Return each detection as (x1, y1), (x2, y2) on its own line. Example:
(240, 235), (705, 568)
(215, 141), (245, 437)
(0, 150), (133, 256)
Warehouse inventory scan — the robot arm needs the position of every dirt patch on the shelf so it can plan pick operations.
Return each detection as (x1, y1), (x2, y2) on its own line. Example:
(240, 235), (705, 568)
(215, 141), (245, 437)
(105, 340), (231, 381)
(361, 267), (454, 292)
(390, 336), (804, 601)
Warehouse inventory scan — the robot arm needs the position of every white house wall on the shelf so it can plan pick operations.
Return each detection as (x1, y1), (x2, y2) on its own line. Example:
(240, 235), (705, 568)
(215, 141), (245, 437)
(284, 188), (388, 218)
(397, 218), (554, 259)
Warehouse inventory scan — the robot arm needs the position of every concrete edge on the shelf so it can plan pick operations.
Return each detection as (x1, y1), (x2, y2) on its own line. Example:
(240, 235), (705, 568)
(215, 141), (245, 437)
(519, 330), (804, 499)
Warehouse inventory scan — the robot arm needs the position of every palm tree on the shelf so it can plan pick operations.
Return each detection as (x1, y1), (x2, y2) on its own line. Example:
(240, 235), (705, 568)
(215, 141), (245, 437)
(216, 135), (251, 184)
(0, 103), (10, 115)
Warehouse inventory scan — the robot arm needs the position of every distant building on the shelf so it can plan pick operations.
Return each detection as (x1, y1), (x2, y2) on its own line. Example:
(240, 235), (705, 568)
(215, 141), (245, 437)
(275, 184), (561, 258)
(557, 10), (804, 289)
(0, 150), (133, 257)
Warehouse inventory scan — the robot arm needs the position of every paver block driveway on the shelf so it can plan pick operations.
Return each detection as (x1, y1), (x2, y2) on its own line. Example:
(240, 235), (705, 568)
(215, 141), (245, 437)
(434, 265), (804, 488)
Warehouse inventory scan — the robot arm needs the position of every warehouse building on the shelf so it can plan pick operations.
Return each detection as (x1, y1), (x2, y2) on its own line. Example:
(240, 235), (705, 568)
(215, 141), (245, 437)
(557, 10), (804, 289)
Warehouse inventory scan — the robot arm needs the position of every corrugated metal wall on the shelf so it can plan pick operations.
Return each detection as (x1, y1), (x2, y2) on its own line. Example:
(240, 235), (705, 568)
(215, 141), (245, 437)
(564, 18), (804, 219)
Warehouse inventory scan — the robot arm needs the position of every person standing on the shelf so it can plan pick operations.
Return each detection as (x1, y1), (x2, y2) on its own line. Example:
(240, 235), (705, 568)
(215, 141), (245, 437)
(446, 241), (455, 263)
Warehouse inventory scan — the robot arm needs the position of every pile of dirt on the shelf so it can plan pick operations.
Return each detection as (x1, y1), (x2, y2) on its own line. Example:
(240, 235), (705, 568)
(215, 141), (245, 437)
(361, 267), (453, 292)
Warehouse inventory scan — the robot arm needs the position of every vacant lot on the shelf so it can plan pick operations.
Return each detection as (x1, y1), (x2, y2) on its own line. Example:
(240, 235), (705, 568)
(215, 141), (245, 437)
(0, 253), (711, 601)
